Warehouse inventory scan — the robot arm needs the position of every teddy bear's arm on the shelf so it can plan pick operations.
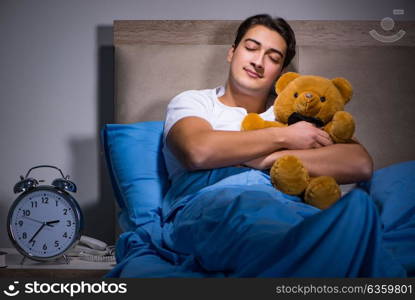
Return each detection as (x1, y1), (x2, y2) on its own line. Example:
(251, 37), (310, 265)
(324, 111), (355, 143)
(241, 113), (287, 131)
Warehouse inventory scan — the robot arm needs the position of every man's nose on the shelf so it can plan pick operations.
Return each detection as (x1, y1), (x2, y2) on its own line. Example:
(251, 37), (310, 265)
(251, 52), (265, 69)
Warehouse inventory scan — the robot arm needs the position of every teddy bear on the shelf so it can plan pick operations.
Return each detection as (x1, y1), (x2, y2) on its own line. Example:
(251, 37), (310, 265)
(241, 72), (355, 209)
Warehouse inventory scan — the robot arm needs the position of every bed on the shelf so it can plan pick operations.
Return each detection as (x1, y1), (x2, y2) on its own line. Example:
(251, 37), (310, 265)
(102, 20), (415, 277)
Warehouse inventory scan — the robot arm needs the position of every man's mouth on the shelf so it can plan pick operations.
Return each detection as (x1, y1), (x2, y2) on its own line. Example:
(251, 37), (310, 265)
(244, 68), (263, 78)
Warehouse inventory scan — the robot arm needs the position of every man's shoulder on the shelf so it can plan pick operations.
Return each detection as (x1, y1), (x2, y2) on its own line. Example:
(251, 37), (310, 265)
(173, 87), (219, 99)
(169, 86), (222, 107)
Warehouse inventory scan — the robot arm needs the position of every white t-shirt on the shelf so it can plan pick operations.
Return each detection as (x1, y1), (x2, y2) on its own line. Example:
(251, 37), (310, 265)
(162, 86), (276, 180)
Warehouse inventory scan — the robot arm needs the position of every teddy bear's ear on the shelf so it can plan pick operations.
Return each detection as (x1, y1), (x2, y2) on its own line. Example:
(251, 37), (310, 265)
(275, 72), (300, 94)
(331, 77), (353, 104)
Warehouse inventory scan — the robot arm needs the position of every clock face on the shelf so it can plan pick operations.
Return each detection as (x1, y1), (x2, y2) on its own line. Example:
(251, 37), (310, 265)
(8, 187), (82, 260)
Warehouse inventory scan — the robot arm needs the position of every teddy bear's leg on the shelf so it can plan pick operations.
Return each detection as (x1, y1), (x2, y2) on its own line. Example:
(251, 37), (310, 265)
(270, 155), (309, 195)
(304, 176), (341, 209)
(324, 111), (355, 143)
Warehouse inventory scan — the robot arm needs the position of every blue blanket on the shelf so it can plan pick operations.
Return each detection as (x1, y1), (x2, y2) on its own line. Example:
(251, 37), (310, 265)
(104, 164), (415, 278)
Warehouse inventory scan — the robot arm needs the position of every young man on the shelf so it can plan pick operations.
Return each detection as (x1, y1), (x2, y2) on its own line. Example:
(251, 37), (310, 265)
(163, 14), (373, 186)
(156, 15), (409, 278)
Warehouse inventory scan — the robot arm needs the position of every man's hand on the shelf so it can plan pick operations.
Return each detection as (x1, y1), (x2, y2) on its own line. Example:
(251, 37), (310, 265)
(242, 121), (334, 169)
(242, 151), (283, 170)
(280, 121), (333, 149)
(243, 142), (373, 184)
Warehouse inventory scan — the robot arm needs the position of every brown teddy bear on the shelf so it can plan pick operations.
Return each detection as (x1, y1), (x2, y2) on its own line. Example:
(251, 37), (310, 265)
(241, 72), (355, 209)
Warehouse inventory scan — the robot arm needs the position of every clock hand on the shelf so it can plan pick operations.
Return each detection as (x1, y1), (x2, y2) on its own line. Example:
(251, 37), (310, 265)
(23, 216), (43, 224)
(29, 223), (46, 243)
(46, 220), (60, 226)
(24, 217), (58, 227)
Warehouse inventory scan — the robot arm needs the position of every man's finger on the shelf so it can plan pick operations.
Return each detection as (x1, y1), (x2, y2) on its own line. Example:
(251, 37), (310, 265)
(317, 129), (331, 140)
(316, 131), (333, 146)
(320, 135), (333, 146)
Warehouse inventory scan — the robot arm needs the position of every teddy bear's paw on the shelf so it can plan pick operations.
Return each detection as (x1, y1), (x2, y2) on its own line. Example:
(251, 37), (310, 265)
(304, 176), (341, 209)
(241, 113), (265, 131)
(270, 155), (309, 195)
(326, 111), (355, 143)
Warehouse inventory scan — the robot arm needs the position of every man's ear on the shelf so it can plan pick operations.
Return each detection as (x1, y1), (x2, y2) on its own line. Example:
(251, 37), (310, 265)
(275, 72), (300, 94)
(226, 45), (235, 63)
(331, 77), (353, 104)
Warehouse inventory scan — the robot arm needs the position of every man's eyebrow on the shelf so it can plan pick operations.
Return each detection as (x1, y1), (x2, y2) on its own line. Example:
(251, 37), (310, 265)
(244, 38), (284, 58)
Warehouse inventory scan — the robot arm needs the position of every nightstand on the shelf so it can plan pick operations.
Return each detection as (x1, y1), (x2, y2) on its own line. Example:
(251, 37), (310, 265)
(0, 248), (115, 278)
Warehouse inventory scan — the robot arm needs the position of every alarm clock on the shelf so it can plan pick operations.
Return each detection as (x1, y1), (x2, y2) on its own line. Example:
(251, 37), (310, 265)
(7, 165), (84, 262)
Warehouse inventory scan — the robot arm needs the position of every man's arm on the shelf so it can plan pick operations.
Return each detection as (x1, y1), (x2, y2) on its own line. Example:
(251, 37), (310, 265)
(166, 117), (332, 170)
(243, 140), (373, 184)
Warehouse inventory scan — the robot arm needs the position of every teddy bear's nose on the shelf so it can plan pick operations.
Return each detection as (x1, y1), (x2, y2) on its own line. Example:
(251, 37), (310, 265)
(305, 93), (313, 99)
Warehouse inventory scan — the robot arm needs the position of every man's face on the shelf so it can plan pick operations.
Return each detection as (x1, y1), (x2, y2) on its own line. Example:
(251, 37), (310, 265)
(227, 25), (287, 95)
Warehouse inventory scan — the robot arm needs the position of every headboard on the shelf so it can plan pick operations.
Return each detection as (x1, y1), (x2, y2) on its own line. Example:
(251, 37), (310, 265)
(113, 20), (415, 170)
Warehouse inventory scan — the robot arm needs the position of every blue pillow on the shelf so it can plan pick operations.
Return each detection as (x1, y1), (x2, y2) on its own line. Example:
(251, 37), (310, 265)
(101, 121), (169, 232)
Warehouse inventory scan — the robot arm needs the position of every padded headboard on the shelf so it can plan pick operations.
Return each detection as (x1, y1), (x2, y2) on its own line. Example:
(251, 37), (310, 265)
(113, 20), (415, 170)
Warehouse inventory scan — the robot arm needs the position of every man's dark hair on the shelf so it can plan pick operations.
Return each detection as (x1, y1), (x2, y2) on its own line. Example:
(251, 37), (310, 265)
(233, 14), (296, 69)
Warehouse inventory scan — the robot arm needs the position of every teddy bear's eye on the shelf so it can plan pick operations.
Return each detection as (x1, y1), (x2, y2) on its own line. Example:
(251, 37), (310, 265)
(320, 96), (326, 102)
(294, 92), (298, 98)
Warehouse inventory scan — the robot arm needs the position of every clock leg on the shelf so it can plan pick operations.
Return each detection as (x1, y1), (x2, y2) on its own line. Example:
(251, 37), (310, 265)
(20, 256), (27, 265)
(63, 254), (71, 264)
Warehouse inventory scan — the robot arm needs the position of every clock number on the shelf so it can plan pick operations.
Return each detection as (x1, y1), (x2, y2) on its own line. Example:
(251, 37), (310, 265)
(31, 201), (37, 208)
(18, 220), (23, 227)
(55, 199), (59, 206)
(22, 232), (27, 239)
(54, 240), (59, 247)
(63, 208), (68, 215)
(66, 220), (71, 227)
(63, 232), (68, 238)
(31, 240), (36, 247)
(41, 196), (48, 204)
(23, 210), (31, 216)
(42, 243), (47, 250)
